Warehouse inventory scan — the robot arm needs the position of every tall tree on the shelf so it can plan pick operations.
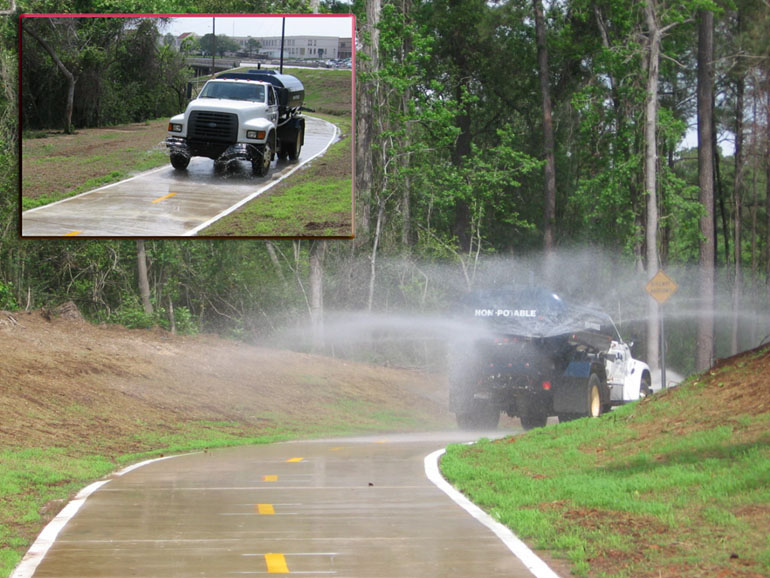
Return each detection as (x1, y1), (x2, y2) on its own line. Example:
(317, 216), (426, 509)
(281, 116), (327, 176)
(22, 18), (79, 133)
(532, 0), (556, 254)
(355, 0), (381, 242)
(730, 9), (746, 355)
(696, 8), (715, 371)
(136, 241), (153, 316)
(643, 0), (663, 373)
(309, 241), (325, 351)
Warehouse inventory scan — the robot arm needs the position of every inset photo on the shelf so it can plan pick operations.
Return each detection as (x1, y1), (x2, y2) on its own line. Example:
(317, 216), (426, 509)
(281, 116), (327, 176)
(20, 14), (354, 238)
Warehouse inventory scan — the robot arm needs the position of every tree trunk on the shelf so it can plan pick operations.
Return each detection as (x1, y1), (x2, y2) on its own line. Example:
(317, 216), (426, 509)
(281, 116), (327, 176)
(714, 124), (729, 265)
(368, 198), (386, 311)
(354, 0), (381, 242)
(136, 240), (153, 315)
(265, 241), (286, 283)
(765, 77), (770, 330)
(643, 0), (662, 373)
(696, 9), (715, 372)
(452, 96), (472, 252)
(23, 21), (77, 133)
(731, 74), (744, 355)
(309, 241), (326, 353)
(533, 0), (557, 254)
(167, 296), (176, 335)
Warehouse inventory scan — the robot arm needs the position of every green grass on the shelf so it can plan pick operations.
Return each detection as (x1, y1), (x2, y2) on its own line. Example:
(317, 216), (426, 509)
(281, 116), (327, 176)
(440, 392), (770, 577)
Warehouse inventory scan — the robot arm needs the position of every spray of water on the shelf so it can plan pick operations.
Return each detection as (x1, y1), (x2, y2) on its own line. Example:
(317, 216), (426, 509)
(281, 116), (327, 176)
(268, 247), (770, 382)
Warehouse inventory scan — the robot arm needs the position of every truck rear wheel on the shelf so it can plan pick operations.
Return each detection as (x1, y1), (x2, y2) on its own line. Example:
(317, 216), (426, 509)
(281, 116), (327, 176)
(288, 126), (303, 161)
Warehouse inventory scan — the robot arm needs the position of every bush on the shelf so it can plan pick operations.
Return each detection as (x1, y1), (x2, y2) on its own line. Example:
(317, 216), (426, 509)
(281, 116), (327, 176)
(0, 281), (17, 310)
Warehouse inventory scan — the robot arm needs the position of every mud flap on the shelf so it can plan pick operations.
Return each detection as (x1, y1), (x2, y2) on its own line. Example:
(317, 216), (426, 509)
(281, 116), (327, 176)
(553, 361), (592, 415)
(553, 376), (591, 415)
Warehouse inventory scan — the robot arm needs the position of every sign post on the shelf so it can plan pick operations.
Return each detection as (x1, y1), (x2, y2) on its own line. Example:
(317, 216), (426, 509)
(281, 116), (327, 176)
(646, 270), (679, 389)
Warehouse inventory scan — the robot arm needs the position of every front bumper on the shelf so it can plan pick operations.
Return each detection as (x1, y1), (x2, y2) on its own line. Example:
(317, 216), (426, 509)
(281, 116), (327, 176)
(165, 137), (260, 163)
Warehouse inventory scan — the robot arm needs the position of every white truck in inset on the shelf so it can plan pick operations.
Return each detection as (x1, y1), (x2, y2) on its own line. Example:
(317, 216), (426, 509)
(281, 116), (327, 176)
(449, 287), (652, 430)
(166, 70), (305, 176)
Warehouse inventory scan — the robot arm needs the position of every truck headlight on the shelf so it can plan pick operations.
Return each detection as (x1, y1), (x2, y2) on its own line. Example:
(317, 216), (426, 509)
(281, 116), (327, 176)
(168, 123), (183, 132)
(247, 130), (266, 140)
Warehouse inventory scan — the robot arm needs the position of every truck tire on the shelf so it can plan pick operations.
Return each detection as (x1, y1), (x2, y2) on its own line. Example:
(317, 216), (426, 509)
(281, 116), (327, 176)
(288, 126), (303, 161)
(253, 137), (273, 177)
(640, 373), (652, 398)
(170, 153), (189, 170)
(587, 373), (603, 418)
(456, 401), (499, 430)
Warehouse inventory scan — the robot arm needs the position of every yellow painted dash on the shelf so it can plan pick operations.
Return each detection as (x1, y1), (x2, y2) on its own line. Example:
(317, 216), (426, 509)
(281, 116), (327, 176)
(265, 553), (289, 574)
(64, 231), (82, 236)
(256, 503), (275, 515)
(151, 192), (177, 204)
(263, 475), (278, 482)
(286, 457), (304, 463)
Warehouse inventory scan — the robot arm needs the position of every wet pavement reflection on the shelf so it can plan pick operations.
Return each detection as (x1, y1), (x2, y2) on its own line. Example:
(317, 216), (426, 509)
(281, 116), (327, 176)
(26, 430), (547, 577)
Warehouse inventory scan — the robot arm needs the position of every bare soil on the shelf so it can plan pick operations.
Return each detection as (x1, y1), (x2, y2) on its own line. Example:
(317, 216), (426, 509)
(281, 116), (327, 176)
(0, 308), (450, 455)
(21, 120), (169, 200)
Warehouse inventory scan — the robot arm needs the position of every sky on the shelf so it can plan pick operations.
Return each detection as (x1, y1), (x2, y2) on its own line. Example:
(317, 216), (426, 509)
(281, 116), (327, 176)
(163, 15), (354, 39)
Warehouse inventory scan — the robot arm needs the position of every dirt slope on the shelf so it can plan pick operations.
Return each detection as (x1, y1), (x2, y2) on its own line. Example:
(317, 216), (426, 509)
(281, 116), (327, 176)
(0, 309), (451, 456)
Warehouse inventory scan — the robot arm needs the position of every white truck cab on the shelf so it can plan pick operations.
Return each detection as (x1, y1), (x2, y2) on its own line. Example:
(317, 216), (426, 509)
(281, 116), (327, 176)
(166, 71), (305, 177)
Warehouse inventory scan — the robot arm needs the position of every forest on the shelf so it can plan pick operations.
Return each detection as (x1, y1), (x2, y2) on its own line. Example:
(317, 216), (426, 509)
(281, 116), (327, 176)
(1, 0), (769, 377)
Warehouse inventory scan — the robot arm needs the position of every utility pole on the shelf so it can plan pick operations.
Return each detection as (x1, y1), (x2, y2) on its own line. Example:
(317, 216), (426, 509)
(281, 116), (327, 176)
(211, 17), (216, 76)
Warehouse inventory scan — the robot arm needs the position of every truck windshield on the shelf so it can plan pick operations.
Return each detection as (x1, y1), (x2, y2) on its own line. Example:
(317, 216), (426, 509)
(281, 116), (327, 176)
(199, 82), (265, 102)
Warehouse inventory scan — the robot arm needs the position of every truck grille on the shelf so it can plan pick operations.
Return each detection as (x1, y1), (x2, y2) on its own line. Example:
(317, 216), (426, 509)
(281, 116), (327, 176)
(188, 111), (238, 142)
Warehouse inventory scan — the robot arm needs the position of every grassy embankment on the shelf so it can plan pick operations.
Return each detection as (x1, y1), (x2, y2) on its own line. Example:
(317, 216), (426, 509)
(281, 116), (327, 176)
(21, 67), (353, 228)
(441, 346), (770, 577)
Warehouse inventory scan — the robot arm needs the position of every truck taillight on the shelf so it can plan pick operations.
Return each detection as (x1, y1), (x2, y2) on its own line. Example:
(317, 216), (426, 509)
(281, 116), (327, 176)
(542, 381), (552, 390)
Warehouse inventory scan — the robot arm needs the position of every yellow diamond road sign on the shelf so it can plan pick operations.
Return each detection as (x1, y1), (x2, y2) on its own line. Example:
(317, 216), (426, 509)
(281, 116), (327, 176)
(646, 270), (678, 304)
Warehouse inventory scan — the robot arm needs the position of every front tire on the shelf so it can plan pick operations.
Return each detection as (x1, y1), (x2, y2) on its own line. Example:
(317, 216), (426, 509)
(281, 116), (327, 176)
(253, 137), (274, 177)
(640, 373), (652, 398)
(170, 153), (189, 170)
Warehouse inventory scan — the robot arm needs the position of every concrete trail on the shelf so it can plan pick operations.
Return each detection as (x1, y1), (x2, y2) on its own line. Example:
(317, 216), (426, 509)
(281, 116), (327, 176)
(13, 431), (559, 577)
(21, 115), (343, 237)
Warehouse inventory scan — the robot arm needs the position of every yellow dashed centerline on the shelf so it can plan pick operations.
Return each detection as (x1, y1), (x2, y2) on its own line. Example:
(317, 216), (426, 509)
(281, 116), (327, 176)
(151, 192), (177, 204)
(286, 457), (304, 463)
(265, 553), (289, 573)
(64, 231), (82, 236)
(256, 503), (275, 515)
(262, 475), (278, 482)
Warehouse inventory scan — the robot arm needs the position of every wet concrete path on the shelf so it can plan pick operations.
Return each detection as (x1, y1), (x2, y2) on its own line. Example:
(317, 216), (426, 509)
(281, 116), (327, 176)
(21, 116), (343, 237)
(24, 431), (550, 577)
